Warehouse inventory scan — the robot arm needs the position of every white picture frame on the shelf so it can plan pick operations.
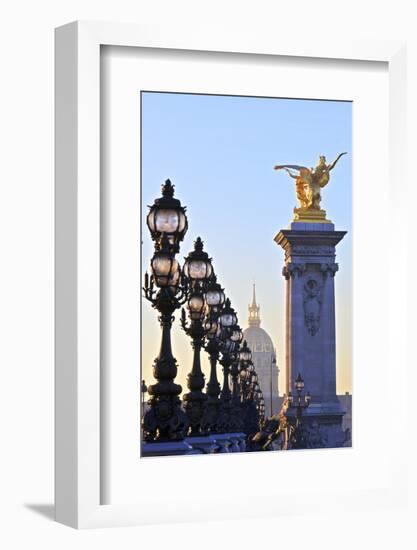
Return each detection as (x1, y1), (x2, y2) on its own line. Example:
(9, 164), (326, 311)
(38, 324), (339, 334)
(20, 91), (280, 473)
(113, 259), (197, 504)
(55, 21), (407, 529)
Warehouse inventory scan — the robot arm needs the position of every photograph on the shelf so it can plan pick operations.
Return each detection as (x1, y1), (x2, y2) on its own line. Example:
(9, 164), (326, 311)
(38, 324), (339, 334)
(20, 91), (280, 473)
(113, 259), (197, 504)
(140, 91), (352, 457)
(0, 2), (410, 542)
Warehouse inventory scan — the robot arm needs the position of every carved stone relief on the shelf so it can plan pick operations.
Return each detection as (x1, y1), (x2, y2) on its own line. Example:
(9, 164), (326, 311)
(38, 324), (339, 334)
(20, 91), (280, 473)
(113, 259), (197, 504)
(303, 275), (322, 336)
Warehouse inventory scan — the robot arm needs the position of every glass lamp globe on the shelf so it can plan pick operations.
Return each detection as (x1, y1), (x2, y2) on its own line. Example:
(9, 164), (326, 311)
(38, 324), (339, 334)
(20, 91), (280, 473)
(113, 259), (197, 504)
(183, 237), (213, 283)
(219, 298), (237, 328)
(150, 242), (179, 288)
(205, 278), (225, 308)
(187, 292), (206, 320)
(238, 340), (252, 362)
(146, 179), (188, 252)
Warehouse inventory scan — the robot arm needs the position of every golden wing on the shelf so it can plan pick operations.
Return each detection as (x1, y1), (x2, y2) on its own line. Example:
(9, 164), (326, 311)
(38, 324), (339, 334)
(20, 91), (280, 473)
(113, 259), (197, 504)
(328, 152), (347, 171)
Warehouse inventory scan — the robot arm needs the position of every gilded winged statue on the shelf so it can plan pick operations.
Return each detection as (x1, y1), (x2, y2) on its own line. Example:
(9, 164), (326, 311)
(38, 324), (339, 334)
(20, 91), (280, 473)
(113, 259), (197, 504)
(274, 153), (347, 211)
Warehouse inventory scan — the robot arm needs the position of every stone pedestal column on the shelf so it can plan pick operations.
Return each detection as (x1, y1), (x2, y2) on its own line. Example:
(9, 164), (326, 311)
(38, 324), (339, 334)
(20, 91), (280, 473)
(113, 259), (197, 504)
(275, 221), (347, 447)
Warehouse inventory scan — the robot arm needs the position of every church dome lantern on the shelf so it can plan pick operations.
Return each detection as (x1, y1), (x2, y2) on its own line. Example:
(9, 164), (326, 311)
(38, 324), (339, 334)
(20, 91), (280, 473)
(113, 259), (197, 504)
(248, 284), (261, 327)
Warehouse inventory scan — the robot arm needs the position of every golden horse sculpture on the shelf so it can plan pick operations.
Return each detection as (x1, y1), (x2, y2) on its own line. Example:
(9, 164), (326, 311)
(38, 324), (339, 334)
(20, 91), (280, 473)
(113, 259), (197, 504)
(274, 153), (347, 222)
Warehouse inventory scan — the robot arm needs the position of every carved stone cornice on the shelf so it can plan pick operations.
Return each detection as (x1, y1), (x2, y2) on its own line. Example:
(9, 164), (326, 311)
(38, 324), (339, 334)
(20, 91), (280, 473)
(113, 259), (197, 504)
(275, 229), (346, 262)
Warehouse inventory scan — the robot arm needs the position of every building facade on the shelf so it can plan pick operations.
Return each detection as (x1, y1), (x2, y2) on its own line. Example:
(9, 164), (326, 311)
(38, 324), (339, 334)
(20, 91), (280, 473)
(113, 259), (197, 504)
(243, 285), (281, 416)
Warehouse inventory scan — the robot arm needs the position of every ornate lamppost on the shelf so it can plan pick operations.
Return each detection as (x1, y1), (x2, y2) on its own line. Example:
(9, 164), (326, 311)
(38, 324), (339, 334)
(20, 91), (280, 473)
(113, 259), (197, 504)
(238, 340), (252, 384)
(229, 325), (243, 400)
(288, 373), (311, 419)
(217, 299), (238, 433)
(180, 237), (214, 436)
(201, 277), (225, 434)
(238, 348), (267, 447)
(142, 180), (189, 445)
(287, 373), (311, 449)
(238, 343), (254, 402)
(228, 325), (245, 435)
(237, 340), (256, 435)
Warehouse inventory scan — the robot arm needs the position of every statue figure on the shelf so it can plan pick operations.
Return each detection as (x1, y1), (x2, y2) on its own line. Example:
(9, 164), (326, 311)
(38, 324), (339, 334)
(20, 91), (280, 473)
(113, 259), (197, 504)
(249, 398), (292, 451)
(274, 153), (347, 211)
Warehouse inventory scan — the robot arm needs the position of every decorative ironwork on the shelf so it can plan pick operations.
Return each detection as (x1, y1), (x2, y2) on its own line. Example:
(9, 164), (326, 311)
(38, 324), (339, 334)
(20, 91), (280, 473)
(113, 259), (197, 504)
(142, 183), (189, 442)
(142, 181), (268, 451)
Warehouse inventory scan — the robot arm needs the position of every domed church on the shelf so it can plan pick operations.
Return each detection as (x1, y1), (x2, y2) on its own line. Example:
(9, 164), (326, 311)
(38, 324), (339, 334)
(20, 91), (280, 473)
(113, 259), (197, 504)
(243, 285), (281, 415)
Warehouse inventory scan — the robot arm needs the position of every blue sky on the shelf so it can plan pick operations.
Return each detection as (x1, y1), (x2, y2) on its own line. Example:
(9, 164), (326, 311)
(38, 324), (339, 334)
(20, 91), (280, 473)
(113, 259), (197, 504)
(141, 92), (352, 395)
